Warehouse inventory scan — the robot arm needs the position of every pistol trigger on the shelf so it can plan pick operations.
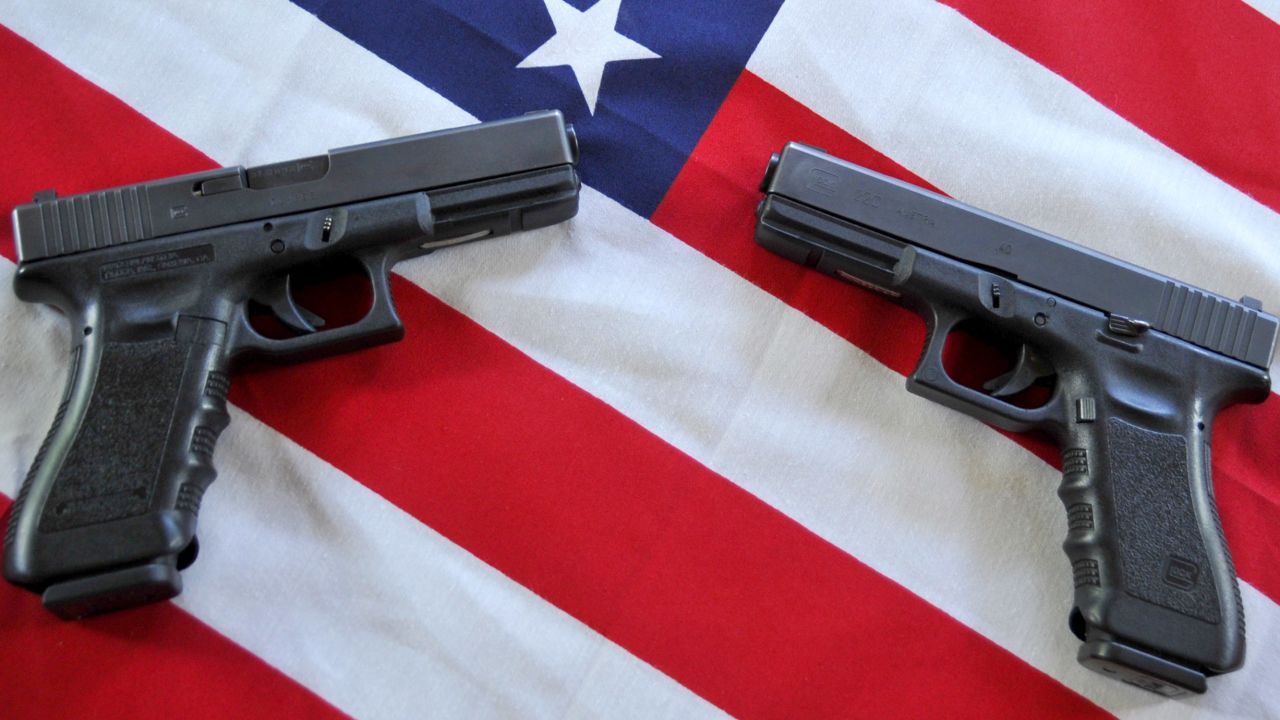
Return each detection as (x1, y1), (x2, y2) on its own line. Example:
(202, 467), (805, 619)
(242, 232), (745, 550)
(254, 275), (326, 334)
(291, 301), (327, 332)
(983, 344), (1053, 397)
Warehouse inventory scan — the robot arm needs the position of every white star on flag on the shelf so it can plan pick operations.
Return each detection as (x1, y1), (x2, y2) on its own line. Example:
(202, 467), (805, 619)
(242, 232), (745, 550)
(517, 0), (661, 115)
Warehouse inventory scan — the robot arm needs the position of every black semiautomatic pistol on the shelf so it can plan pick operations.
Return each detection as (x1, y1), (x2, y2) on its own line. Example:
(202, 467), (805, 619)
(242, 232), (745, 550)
(757, 143), (1276, 696)
(5, 111), (580, 619)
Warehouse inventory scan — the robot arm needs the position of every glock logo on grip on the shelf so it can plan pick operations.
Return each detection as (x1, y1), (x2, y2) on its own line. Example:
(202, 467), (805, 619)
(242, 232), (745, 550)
(1163, 556), (1200, 591)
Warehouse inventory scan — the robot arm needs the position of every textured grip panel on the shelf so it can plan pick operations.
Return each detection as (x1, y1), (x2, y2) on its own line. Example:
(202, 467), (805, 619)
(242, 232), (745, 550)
(39, 338), (190, 532)
(1108, 419), (1219, 623)
(1059, 410), (1242, 686)
(3, 316), (230, 601)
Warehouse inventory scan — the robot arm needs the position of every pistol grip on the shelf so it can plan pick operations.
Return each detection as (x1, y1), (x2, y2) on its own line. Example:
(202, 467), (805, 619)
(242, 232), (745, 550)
(3, 315), (231, 618)
(1059, 410), (1240, 696)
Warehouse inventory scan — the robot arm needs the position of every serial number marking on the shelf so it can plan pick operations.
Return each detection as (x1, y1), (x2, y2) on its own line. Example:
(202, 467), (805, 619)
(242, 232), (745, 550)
(269, 190), (317, 207)
(255, 159), (320, 180)
(100, 244), (215, 281)
(896, 208), (933, 226)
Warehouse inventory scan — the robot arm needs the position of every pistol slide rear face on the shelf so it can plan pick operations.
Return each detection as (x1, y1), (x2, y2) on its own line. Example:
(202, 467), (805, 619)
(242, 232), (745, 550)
(756, 143), (1275, 696)
(3, 111), (580, 618)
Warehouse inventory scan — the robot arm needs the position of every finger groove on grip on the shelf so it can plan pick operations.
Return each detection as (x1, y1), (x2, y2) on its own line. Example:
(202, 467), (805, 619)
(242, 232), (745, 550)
(1072, 558), (1101, 588)
(175, 481), (206, 516)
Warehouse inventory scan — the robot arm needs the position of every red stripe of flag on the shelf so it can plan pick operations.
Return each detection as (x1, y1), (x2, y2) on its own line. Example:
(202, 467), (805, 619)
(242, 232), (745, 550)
(232, 280), (1108, 720)
(651, 70), (1280, 606)
(938, 0), (1280, 215)
(0, 26), (1108, 720)
(0, 496), (350, 720)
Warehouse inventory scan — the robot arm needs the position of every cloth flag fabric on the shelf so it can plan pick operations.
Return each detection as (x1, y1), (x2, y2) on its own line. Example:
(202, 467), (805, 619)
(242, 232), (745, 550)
(1, 1), (1278, 718)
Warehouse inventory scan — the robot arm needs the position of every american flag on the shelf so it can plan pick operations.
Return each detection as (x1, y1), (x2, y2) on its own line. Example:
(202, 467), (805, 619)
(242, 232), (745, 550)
(1, 1), (1278, 717)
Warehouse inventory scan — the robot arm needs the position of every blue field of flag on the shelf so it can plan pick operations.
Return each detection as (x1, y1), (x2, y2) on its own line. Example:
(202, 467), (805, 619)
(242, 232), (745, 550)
(292, 0), (784, 215)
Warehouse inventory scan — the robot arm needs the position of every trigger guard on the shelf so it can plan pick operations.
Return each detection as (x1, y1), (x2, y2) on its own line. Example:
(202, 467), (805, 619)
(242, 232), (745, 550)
(908, 307), (1058, 432)
(228, 256), (403, 363)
